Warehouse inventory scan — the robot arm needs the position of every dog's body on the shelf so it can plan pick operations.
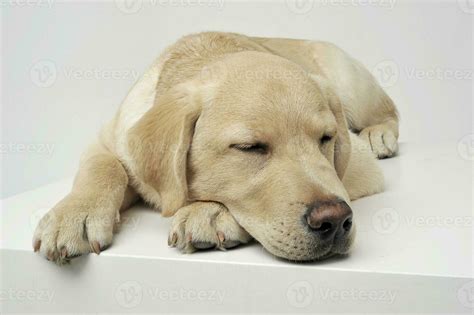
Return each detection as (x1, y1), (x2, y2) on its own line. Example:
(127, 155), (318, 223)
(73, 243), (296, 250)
(33, 32), (399, 262)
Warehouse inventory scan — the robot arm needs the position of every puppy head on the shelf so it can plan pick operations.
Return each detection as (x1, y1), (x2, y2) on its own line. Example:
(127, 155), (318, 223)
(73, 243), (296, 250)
(129, 51), (354, 261)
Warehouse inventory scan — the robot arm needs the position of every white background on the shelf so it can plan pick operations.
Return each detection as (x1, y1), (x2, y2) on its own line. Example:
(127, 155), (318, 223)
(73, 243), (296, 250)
(1, 0), (472, 198)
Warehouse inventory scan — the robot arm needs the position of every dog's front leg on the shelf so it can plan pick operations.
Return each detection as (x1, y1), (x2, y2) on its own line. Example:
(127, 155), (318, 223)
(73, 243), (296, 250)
(168, 201), (252, 253)
(32, 142), (134, 263)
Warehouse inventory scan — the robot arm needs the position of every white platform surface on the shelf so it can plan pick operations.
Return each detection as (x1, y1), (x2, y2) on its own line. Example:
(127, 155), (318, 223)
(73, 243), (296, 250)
(1, 143), (473, 313)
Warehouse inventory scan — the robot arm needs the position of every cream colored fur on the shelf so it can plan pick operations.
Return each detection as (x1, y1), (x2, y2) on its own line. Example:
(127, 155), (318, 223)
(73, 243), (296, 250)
(33, 32), (399, 263)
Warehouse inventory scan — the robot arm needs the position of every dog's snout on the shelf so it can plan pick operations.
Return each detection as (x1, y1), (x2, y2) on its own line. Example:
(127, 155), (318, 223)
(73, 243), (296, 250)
(305, 200), (353, 239)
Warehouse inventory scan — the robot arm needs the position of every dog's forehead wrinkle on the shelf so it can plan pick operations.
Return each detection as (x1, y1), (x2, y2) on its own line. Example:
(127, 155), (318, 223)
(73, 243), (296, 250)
(214, 68), (327, 114)
(222, 123), (256, 141)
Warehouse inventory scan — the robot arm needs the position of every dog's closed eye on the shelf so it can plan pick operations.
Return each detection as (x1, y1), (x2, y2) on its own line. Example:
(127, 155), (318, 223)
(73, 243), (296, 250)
(230, 142), (269, 154)
(320, 134), (333, 144)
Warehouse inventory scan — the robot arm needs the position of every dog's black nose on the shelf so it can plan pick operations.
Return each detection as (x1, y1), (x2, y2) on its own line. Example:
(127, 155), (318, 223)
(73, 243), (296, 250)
(305, 200), (353, 239)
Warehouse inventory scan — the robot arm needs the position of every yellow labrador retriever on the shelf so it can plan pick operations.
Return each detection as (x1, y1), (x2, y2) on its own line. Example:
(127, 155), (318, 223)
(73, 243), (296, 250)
(33, 32), (399, 263)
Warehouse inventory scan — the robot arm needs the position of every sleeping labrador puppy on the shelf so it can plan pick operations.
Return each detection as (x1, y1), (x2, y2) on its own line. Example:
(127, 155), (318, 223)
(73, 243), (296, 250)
(33, 32), (399, 263)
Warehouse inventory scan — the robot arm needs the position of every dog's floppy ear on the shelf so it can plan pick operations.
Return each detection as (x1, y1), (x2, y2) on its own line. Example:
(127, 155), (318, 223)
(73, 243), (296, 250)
(127, 82), (211, 217)
(329, 92), (351, 179)
(312, 75), (351, 179)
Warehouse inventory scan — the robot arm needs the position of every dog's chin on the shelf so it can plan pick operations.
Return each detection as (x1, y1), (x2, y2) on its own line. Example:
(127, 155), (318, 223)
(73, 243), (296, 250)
(279, 245), (351, 262)
(261, 229), (356, 262)
(264, 243), (337, 262)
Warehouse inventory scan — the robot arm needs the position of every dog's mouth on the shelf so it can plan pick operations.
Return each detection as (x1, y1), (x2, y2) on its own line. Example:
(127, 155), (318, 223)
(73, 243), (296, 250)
(264, 241), (338, 262)
(259, 226), (355, 262)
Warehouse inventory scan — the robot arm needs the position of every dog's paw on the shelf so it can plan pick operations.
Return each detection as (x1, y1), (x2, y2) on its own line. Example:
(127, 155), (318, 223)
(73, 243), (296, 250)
(168, 201), (252, 253)
(359, 124), (398, 159)
(32, 195), (117, 264)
